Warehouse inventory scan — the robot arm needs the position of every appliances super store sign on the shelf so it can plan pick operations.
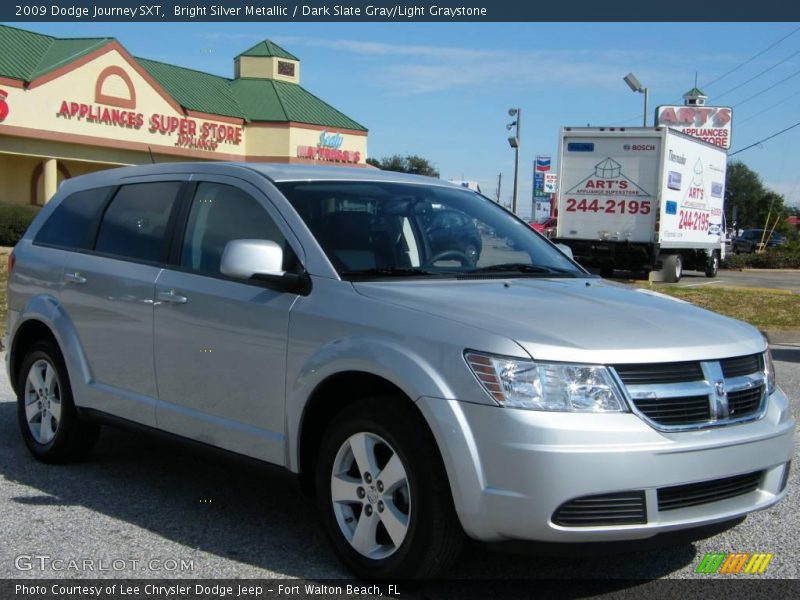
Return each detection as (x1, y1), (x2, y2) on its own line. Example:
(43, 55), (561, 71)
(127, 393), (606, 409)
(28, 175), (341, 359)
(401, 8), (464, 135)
(56, 99), (243, 152)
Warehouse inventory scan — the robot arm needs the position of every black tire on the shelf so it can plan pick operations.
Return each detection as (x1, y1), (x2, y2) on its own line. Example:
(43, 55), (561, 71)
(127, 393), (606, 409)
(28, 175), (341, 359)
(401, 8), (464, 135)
(16, 341), (100, 463)
(663, 254), (682, 283)
(315, 397), (464, 579)
(705, 252), (720, 278)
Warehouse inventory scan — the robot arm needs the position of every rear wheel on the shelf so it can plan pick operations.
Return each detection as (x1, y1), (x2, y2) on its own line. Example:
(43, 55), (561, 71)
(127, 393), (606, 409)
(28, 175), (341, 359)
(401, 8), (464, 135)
(705, 252), (720, 278)
(315, 398), (464, 579)
(17, 341), (100, 463)
(662, 254), (682, 283)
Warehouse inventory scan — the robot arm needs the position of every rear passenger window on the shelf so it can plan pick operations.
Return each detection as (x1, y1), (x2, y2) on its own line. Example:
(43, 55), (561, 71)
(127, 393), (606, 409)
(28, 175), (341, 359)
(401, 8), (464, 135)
(181, 182), (289, 276)
(34, 187), (111, 250)
(94, 182), (181, 263)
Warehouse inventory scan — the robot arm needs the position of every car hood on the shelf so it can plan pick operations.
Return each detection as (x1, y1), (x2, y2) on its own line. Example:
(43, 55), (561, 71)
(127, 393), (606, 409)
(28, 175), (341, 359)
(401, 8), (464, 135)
(352, 277), (765, 364)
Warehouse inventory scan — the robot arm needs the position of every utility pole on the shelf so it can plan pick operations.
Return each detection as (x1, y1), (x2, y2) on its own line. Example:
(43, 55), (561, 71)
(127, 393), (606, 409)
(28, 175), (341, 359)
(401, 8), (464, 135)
(507, 108), (521, 214)
(495, 172), (502, 203)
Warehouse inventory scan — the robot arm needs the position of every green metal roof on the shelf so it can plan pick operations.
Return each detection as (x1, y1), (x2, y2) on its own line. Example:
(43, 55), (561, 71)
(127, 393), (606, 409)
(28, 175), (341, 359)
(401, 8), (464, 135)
(0, 25), (365, 131)
(0, 24), (111, 81)
(137, 57), (247, 119)
(231, 79), (366, 130)
(683, 87), (707, 97)
(236, 40), (298, 61)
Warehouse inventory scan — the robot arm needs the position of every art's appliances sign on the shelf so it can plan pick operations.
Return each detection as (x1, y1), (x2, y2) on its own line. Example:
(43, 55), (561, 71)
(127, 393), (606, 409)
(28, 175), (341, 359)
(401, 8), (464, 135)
(656, 105), (732, 149)
(56, 100), (243, 152)
(297, 130), (361, 164)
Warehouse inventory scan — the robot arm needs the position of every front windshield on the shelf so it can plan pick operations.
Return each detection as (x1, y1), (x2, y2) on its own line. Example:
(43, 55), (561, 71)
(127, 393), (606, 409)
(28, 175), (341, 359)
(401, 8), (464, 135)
(276, 180), (585, 279)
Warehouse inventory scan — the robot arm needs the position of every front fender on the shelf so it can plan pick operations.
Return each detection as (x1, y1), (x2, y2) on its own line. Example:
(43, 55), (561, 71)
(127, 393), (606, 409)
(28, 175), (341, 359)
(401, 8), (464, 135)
(284, 335), (455, 472)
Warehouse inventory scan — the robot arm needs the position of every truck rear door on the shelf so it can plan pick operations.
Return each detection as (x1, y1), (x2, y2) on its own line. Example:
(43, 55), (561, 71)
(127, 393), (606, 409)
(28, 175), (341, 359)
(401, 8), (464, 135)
(557, 132), (660, 243)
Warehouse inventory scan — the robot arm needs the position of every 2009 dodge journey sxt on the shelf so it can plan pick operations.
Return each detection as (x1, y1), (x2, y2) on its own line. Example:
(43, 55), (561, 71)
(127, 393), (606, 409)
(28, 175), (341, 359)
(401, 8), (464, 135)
(6, 163), (794, 578)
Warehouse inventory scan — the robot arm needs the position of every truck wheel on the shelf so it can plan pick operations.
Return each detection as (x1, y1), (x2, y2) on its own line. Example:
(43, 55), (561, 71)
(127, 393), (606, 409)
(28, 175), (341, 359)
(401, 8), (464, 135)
(315, 398), (464, 579)
(17, 341), (100, 463)
(663, 254), (682, 283)
(705, 252), (720, 278)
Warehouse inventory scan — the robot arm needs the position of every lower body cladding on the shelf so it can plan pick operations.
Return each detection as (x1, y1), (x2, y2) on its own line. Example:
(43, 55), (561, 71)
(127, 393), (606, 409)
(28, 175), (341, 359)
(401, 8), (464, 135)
(416, 390), (794, 543)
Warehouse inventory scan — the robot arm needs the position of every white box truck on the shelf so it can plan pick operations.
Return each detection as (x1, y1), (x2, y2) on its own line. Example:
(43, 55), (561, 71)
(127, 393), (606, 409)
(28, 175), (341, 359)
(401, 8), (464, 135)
(554, 127), (727, 282)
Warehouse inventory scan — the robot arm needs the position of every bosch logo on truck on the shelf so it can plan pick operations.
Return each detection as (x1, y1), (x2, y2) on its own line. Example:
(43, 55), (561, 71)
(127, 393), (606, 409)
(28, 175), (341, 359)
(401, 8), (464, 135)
(624, 144), (656, 151)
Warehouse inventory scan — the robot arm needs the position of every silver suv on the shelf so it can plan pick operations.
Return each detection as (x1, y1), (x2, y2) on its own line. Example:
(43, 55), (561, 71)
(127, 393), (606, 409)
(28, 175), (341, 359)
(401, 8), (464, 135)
(6, 163), (794, 579)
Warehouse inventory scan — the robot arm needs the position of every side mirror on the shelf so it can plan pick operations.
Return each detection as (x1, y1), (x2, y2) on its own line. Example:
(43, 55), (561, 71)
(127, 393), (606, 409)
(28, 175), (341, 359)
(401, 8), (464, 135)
(221, 239), (284, 279)
(556, 243), (574, 260)
(221, 239), (311, 295)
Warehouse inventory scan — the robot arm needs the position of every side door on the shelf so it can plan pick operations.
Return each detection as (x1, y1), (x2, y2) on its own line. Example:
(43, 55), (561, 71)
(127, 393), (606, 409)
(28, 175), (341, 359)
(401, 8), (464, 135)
(153, 177), (303, 465)
(60, 178), (185, 425)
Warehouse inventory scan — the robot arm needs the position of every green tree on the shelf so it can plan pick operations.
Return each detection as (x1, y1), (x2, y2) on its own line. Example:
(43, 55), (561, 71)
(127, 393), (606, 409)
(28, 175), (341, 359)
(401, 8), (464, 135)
(725, 161), (789, 233)
(366, 154), (439, 178)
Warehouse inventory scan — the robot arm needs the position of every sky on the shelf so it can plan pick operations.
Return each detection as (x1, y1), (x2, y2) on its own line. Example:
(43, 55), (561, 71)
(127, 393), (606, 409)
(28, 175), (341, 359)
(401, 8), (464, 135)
(13, 21), (800, 210)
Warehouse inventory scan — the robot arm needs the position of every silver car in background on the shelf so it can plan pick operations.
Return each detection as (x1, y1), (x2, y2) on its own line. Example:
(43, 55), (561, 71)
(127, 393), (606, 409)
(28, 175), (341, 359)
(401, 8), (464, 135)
(5, 163), (794, 579)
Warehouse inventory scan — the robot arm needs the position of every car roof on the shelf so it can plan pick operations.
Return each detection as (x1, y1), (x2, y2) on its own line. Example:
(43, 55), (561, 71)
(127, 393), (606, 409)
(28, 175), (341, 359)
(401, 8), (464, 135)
(56, 161), (459, 190)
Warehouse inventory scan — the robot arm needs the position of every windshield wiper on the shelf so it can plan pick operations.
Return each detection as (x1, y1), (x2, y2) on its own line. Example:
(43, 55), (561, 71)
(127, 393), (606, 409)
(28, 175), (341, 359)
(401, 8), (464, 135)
(461, 263), (577, 277)
(341, 267), (447, 279)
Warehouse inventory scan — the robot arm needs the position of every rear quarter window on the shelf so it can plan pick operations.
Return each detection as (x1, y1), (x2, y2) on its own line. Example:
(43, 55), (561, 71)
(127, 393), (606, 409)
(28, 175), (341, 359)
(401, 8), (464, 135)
(94, 182), (181, 263)
(34, 187), (112, 250)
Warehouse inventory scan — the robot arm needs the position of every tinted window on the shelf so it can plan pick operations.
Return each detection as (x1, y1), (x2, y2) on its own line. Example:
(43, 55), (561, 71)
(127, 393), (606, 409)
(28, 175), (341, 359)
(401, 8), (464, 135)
(34, 187), (111, 250)
(181, 182), (288, 276)
(94, 182), (181, 263)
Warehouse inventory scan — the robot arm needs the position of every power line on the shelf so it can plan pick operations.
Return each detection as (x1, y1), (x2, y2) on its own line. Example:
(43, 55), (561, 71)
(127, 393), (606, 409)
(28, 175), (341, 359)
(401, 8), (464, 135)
(732, 66), (800, 107)
(736, 87), (800, 125)
(703, 25), (800, 88)
(713, 47), (800, 101)
(730, 120), (800, 156)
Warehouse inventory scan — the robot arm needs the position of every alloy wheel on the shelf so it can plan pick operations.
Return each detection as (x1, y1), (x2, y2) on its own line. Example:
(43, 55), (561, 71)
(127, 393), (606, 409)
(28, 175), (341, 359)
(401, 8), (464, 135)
(24, 359), (62, 444)
(330, 432), (411, 560)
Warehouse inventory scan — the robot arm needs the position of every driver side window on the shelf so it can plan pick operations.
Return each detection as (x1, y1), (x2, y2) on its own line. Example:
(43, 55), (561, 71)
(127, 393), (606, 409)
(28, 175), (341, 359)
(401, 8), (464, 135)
(181, 183), (291, 277)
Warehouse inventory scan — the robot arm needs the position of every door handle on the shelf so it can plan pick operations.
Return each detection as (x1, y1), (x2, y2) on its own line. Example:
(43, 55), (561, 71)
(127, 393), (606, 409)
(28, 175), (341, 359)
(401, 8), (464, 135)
(157, 290), (188, 305)
(64, 272), (87, 284)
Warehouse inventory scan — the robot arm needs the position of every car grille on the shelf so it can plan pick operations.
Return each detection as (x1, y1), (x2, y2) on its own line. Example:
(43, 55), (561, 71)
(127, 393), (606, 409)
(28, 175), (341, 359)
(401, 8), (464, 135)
(721, 354), (763, 378)
(612, 354), (766, 430)
(728, 385), (764, 417)
(613, 361), (703, 384)
(553, 491), (647, 527)
(657, 471), (763, 511)
(631, 395), (711, 426)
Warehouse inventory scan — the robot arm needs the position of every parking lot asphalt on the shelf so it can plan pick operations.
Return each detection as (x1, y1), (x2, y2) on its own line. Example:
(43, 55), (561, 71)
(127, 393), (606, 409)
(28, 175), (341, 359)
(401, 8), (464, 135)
(622, 268), (800, 293)
(0, 349), (797, 582)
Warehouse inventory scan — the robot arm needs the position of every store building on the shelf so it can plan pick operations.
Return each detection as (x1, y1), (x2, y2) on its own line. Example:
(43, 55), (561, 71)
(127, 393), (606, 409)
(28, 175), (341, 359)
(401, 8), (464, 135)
(0, 25), (368, 205)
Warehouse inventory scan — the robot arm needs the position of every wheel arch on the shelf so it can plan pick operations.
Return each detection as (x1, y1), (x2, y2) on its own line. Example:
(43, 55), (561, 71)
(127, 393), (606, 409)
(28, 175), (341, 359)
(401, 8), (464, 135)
(9, 296), (90, 399)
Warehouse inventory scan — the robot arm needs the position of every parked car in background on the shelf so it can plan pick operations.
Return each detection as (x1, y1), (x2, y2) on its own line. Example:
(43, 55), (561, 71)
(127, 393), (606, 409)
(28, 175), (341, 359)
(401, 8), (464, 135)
(425, 208), (483, 266)
(732, 229), (785, 254)
(530, 216), (557, 238)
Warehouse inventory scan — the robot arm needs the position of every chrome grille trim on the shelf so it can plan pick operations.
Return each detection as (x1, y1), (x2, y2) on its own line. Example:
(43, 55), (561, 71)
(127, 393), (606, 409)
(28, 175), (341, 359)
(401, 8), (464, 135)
(613, 356), (768, 432)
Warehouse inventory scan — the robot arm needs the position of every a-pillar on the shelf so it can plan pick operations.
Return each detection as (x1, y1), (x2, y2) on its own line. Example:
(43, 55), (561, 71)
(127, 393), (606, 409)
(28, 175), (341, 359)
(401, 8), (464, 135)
(43, 158), (58, 203)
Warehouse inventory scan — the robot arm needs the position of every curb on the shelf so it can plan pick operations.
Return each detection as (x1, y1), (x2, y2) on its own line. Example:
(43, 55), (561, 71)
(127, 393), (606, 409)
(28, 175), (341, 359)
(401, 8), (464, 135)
(762, 329), (800, 345)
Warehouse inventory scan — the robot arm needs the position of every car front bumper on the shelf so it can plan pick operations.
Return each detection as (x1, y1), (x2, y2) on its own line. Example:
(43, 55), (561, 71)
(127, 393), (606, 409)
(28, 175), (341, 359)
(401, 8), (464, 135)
(417, 389), (795, 543)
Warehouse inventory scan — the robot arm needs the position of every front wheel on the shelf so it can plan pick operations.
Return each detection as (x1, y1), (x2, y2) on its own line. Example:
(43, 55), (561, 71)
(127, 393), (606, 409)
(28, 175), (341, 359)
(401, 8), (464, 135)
(315, 398), (464, 579)
(17, 341), (100, 463)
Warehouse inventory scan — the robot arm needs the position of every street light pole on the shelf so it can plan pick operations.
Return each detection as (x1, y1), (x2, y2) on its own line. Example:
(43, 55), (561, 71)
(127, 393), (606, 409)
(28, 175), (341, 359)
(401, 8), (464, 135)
(507, 108), (521, 214)
(623, 73), (649, 127)
(643, 87), (649, 127)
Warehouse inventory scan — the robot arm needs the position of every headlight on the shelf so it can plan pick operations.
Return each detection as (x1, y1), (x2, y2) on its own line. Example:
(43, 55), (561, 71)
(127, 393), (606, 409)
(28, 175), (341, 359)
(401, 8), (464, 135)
(764, 347), (776, 395)
(464, 351), (628, 412)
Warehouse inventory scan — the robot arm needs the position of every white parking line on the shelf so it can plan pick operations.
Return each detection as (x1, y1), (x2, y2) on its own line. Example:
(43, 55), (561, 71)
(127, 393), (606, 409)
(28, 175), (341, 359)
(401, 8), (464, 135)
(679, 280), (723, 288)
